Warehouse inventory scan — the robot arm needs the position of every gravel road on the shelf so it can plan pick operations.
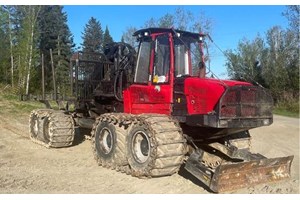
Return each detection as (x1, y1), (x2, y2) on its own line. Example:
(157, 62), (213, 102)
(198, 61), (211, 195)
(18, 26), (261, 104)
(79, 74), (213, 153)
(0, 113), (298, 194)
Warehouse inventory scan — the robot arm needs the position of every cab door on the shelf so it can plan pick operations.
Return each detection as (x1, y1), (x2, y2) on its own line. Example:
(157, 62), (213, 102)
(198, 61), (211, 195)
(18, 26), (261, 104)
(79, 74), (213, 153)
(124, 33), (174, 115)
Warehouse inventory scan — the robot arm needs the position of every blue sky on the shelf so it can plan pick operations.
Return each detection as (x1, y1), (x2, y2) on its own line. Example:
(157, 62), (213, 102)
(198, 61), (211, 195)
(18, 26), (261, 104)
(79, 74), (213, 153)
(63, 5), (289, 78)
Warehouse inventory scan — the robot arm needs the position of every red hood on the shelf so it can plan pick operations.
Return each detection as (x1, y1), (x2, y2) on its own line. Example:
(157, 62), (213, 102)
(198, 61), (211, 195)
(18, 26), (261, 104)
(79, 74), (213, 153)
(183, 77), (252, 114)
(191, 78), (252, 87)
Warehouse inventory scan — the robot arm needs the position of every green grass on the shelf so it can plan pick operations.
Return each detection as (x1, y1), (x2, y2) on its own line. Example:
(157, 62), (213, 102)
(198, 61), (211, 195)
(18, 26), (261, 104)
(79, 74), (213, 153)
(273, 100), (299, 118)
(0, 93), (46, 117)
(273, 108), (299, 118)
(2, 93), (19, 101)
(0, 91), (69, 118)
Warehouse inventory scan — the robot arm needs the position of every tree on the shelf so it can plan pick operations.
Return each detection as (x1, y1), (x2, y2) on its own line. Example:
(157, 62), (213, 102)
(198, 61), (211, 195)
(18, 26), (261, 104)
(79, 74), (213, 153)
(0, 6), (19, 87)
(81, 17), (103, 53)
(225, 35), (266, 85)
(174, 7), (194, 31)
(225, 24), (299, 103)
(51, 8), (75, 97)
(121, 26), (137, 48)
(4, 6), (15, 87)
(122, 7), (212, 52)
(226, 5), (299, 105)
(13, 5), (41, 95)
(0, 6), (10, 84)
(282, 5), (299, 98)
(0, 5), (74, 97)
(103, 25), (114, 47)
(283, 5), (300, 34)
(143, 7), (212, 33)
(121, 36), (125, 43)
(144, 17), (157, 28)
(158, 13), (174, 28)
(38, 5), (75, 96)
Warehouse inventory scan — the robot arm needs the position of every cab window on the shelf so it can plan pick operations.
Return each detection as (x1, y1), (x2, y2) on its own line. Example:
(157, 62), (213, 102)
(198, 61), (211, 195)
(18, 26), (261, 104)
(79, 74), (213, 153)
(134, 38), (151, 84)
(153, 34), (170, 84)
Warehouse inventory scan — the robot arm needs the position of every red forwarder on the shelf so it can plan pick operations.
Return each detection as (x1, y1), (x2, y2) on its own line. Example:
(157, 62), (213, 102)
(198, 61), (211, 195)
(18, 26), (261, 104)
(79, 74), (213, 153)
(30, 28), (293, 193)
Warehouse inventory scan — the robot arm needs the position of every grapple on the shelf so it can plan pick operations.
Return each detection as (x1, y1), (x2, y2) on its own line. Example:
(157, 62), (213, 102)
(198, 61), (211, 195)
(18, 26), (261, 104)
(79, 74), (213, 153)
(185, 147), (293, 193)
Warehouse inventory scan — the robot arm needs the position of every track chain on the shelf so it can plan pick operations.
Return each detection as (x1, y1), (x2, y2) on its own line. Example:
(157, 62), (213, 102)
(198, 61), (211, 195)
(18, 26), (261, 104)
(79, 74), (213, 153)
(130, 114), (187, 177)
(29, 109), (52, 148)
(91, 113), (188, 178)
(91, 113), (134, 174)
(29, 109), (75, 148)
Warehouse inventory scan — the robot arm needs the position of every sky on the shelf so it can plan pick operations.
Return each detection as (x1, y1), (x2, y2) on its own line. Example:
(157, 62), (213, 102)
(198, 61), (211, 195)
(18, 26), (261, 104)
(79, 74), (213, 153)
(5, 1), (293, 79)
(62, 4), (290, 78)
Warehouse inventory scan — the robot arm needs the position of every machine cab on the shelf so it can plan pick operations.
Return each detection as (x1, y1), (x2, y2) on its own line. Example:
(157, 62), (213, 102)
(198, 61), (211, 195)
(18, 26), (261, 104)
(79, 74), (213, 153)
(123, 28), (205, 114)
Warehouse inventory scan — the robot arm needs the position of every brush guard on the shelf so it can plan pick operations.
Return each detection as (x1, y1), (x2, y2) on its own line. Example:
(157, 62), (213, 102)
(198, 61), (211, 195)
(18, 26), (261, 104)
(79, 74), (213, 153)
(185, 147), (293, 193)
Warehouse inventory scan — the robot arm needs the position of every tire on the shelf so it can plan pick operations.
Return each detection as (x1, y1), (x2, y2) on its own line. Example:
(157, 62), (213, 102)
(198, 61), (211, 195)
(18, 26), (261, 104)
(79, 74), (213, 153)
(126, 115), (187, 178)
(29, 109), (74, 148)
(29, 110), (48, 141)
(126, 123), (153, 176)
(29, 111), (39, 139)
(91, 114), (130, 170)
(93, 120), (117, 168)
(41, 111), (74, 148)
(42, 117), (51, 143)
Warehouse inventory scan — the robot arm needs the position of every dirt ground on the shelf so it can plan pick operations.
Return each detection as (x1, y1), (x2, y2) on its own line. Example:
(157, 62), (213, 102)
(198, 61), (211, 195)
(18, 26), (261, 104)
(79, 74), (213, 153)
(0, 112), (299, 194)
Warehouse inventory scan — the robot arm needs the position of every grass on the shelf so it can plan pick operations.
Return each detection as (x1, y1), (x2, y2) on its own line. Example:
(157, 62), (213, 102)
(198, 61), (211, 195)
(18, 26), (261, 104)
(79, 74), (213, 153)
(273, 100), (299, 118)
(273, 109), (299, 118)
(0, 93), (46, 117)
(273, 108), (299, 118)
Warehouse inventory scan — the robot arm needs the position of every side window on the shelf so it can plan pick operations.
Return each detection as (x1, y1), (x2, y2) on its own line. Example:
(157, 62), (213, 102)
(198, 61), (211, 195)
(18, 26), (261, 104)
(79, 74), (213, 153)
(153, 34), (170, 83)
(190, 42), (201, 76)
(134, 39), (151, 84)
(174, 40), (189, 77)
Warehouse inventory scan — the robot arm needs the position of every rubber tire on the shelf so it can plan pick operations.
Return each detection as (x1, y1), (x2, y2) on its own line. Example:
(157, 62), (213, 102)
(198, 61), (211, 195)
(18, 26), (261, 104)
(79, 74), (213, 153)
(42, 117), (51, 143)
(94, 121), (117, 167)
(29, 111), (39, 139)
(126, 123), (154, 176)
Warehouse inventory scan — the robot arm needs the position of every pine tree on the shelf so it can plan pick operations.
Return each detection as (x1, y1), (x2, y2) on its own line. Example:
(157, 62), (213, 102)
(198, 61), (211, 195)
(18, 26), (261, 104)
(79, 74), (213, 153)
(103, 25), (114, 47)
(81, 17), (103, 53)
(0, 6), (10, 84)
(37, 5), (74, 96)
(0, 6), (19, 87)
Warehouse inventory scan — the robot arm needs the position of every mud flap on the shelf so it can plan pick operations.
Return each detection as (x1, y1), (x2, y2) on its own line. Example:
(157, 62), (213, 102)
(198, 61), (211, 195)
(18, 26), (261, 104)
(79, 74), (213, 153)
(184, 150), (294, 193)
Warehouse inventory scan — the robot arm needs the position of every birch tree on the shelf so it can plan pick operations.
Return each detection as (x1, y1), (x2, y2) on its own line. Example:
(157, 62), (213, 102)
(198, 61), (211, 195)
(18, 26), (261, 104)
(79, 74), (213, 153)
(15, 5), (41, 95)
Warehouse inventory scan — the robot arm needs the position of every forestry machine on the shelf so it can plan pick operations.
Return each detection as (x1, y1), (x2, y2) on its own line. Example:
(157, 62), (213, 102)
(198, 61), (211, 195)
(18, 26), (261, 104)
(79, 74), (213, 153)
(29, 28), (293, 193)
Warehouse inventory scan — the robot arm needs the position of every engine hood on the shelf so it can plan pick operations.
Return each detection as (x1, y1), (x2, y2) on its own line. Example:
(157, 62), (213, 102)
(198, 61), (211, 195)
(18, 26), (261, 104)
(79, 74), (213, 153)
(183, 77), (252, 115)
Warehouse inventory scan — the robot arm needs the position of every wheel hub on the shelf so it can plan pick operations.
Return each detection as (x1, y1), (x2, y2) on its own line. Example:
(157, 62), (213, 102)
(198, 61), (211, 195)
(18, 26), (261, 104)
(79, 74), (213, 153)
(33, 119), (38, 136)
(132, 131), (150, 163)
(99, 127), (113, 154)
(140, 138), (149, 156)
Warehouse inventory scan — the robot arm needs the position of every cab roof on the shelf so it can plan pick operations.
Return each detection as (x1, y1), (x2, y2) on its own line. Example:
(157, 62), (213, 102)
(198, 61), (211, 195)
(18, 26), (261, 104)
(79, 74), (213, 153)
(133, 28), (206, 40)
